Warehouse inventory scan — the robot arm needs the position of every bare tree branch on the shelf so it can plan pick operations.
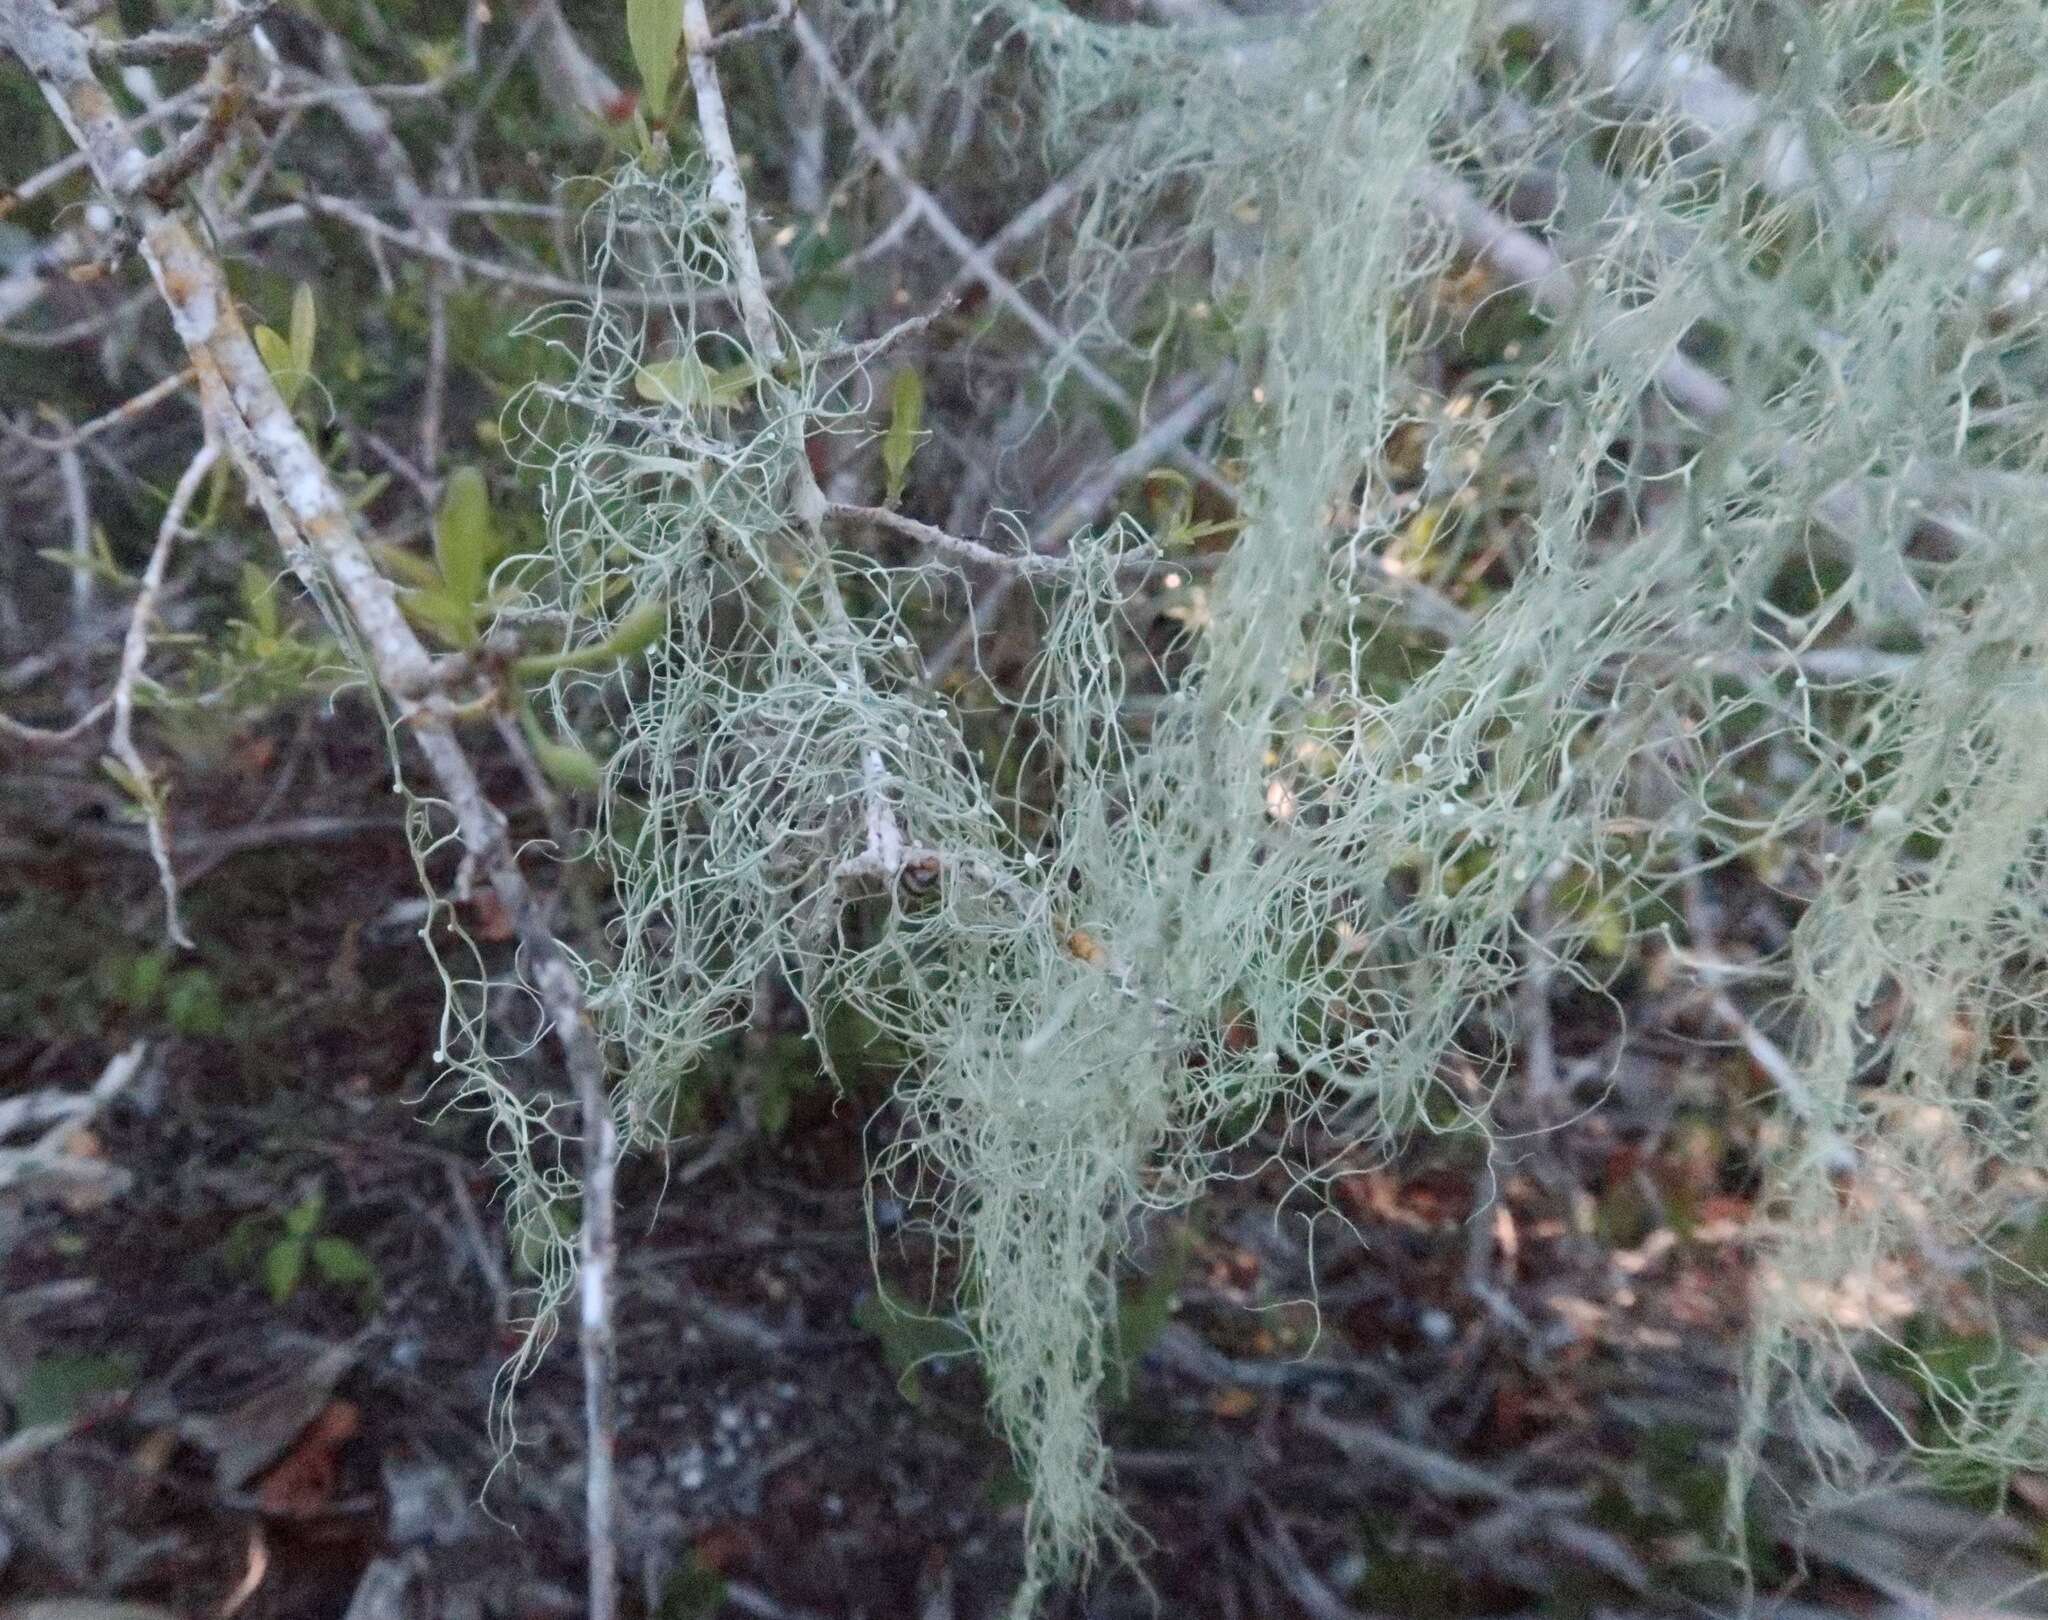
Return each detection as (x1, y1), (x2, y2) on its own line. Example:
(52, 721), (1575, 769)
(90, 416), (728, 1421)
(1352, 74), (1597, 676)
(92, 0), (275, 66)
(109, 431), (219, 950)
(0, 8), (620, 1616)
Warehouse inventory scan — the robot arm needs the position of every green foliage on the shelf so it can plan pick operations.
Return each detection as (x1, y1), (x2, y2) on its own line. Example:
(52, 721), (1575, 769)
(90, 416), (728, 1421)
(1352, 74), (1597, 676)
(881, 367), (924, 508)
(397, 465), (514, 648)
(253, 283), (318, 409)
(854, 1282), (978, 1406)
(108, 950), (227, 1037)
(655, 1554), (728, 1620)
(633, 353), (760, 412)
(625, 0), (683, 121)
(433, 466), (498, 613)
(226, 1190), (381, 1311)
(519, 703), (606, 794)
(11, 1352), (138, 1432)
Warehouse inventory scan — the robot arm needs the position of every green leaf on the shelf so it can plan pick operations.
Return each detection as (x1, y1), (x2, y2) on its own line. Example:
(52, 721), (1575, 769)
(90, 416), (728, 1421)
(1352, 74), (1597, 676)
(852, 1283), (974, 1406)
(284, 1191), (324, 1239)
(597, 594), (670, 660)
(310, 1236), (377, 1289)
(38, 524), (129, 587)
(289, 282), (317, 376)
(254, 324), (303, 408)
(221, 1213), (267, 1274)
(369, 541), (445, 593)
(399, 585), (480, 649)
(657, 1554), (729, 1620)
(433, 466), (496, 608)
(342, 470), (393, 515)
(625, 0), (684, 119)
(634, 354), (759, 413)
(635, 356), (707, 409)
(239, 563), (281, 638)
(127, 949), (170, 1006)
(165, 969), (225, 1036)
(520, 709), (606, 794)
(264, 1237), (307, 1305)
(1104, 1227), (1190, 1406)
(99, 754), (156, 809)
(882, 367), (925, 508)
(513, 595), (668, 679)
(14, 1352), (139, 1430)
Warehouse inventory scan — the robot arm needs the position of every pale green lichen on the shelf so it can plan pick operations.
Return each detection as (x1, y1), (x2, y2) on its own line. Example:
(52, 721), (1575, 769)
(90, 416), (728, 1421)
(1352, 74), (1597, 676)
(449, 0), (2048, 1602)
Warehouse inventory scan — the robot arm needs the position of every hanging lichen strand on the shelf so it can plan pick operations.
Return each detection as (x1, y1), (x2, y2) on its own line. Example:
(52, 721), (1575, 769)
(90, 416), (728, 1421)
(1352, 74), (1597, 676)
(947, 0), (2048, 1555)
(492, 0), (2048, 1603)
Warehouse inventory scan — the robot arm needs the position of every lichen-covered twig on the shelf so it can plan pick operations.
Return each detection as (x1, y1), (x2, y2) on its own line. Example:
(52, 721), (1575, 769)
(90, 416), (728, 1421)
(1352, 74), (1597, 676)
(0, 4), (620, 1613)
(109, 432), (219, 950)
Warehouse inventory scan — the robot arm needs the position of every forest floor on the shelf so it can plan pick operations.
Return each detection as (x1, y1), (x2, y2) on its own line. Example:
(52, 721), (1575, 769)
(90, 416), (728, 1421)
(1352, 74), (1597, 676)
(5, 717), (2047, 1620)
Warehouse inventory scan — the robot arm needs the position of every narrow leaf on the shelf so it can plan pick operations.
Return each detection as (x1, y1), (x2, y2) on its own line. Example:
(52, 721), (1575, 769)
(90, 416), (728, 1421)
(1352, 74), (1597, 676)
(15, 1352), (139, 1429)
(254, 324), (302, 408)
(310, 1236), (376, 1288)
(284, 1191), (324, 1239)
(370, 541), (445, 592)
(625, 0), (683, 120)
(239, 563), (280, 638)
(433, 467), (494, 608)
(288, 283), (317, 375)
(634, 355), (711, 410)
(513, 595), (667, 678)
(882, 367), (924, 508)
(399, 586), (480, 648)
(519, 708), (605, 794)
(264, 1238), (306, 1306)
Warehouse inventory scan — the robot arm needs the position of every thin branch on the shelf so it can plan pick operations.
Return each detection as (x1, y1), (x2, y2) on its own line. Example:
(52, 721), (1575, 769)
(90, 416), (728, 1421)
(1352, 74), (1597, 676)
(4, 368), (194, 450)
(133, 76), (245, 204)
(0, 1040), (148, 1200)
(0, 10), (618, 1617)
(824, 501), (1057, 573)
(924, 367), (1236, 681)
(257, 194), (706, 309)
(683, 0), (783, 369)
(1414, 162), (1732, 422)
(109, 433), (218, 950)
(707, 0), (795, 55)
(1, 81), (205, 215)
(0, 697), (110, 746)
(56, 423), (92, 709)
(91, 0), (275, 66)
(787, 9), (1237, 504)
(1488, 0), (2043, 316)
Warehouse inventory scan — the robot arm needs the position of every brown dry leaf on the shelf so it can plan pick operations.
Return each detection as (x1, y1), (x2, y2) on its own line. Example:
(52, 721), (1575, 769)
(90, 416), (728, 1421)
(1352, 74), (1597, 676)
(231, 734), (277, 774)
(1209, 1387), (1259, 1419)
(253, 1397), (360, 1516)
(186, 1341), (356, 1491)
(462, 890), (517, 943)
(2007, 1472), (2048, 1518)
(690, 1521), (756, 1575)
(130, 1424), (180, 1476)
